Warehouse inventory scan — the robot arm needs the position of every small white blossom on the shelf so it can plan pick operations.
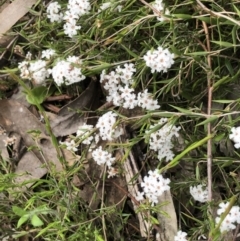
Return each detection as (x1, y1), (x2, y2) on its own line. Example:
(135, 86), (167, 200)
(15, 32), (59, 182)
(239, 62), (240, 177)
(143, 46), (174, 73)
(145, 118), (181, 162)
(107, 167), (119, 178)
(229, 126), (240, 149)
(96, 111), (121, 141)
(18, 60), (49, 85)
(41, 49), (56, 59)
(47, 2), (63, 23)
(51, 56), (85, 86)
(152, 0), (169, 22)
(135, 191), (145, 202)
(174, 230), (188, 241)
(190, 184), (208, 203)
(92, 146), (115, 167)
(60, 140), (78, 152)
(215, 202), (240, 233)
(139, 169), (170, 204)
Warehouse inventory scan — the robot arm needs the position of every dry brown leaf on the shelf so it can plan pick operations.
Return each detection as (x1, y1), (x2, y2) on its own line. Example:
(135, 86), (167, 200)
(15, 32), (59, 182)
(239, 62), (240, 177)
(14, 151), (48, 190)
(51, 80), (97, 136)
(0, 99), (63, 174)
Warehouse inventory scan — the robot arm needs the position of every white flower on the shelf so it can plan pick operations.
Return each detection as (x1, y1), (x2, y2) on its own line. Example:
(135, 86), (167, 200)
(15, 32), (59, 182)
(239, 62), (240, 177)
(60, 140), (78, 152)
(143, 46), (174, 73)
(174, 230), (188, 241)
(152, 0), (169, 22)
(41, 49), (55, 59)
(135, 191), (145, 202)
(145, 118), (181, 162)
(107, 167), (119, 178)
(215, 202), (240, 233)
(96, 111), (121, 141)
(189, 184), (208, 203)
(47, 2), (63, 23)
(92, 146), (115, 167)
(68, 0), (91, 17)
(229, 126), (240, 149)
(217, 202), (230, 216)
(140, 169), (170, 204)
(51, 56), (85, 86)
(63, 21), (81, 38)
(137, 89), (160, 110)
(19, 60), (49, 85)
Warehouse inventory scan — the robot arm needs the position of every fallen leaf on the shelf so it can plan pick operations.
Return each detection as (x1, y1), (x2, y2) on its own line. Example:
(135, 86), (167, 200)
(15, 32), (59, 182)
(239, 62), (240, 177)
(0, 99), (63, 172)
(51, 80), (97, 136)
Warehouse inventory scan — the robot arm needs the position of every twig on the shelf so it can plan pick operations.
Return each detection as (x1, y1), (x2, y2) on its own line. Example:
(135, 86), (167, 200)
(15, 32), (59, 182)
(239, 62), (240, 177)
(197, 4), (215, 241)
(45, 95), (72, 102)
(196, 0), (240, 27)
(43, 104), (60, 113)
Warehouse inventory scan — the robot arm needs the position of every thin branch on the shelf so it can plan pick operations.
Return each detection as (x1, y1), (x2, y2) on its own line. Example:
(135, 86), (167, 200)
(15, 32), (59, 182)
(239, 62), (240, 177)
(196, 0), (240, 27)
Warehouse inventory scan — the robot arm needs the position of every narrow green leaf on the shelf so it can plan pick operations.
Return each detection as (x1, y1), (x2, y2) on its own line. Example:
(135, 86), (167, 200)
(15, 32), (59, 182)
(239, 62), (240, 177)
(160, 134), (214, 172)
(17, 215), (29, 228)
(31, 214), (44, 227)
(211, 41), (234, 47)
(213, 75), (229, 89)
(149, 215), (159, 224)
(196, 116), (218, 126)
(120, 44), (138, 58)
(12, 206), (27, 217)
(186, 51), (209, 56)
(169, 105), (194, 115)
(214, 133), (225, 142)
(212, 100), (233, 104)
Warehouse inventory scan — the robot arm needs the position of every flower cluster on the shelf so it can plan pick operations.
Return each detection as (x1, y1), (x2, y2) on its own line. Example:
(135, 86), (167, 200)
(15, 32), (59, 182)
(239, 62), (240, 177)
(136, 169), (170, 204)
(59, 112), (123, 177)
(143, 46), (174, 73)
(145, 118), (181, 162)
(96, 111), (123, 141)
(174, 230), (188, 241)
(189, 184), (208, 203)
(92, 146), (115, 167)
(100, 63), (160, 110)
(152, 0), (170, 22)
(46, 2), (63, 23)
(51, 56), (85, 86)
(47, 0), (91, 38)
(18, 51), (85, 86)
(18, 59), (50, 85)
(215, 202), (240, 233)
(229, 126), (240, 149)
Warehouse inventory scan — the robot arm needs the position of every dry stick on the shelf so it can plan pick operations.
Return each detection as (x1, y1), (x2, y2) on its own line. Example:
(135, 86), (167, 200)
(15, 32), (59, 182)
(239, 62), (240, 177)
(45, 95), (72, 102)
(200, 20), (213, 204)
(198, 6), (214, 241)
